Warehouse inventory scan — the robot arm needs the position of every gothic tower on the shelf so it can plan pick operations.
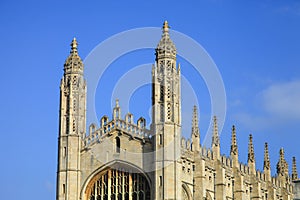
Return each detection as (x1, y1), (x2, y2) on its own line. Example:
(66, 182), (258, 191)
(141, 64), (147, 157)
(151, 21), (182, 200)
(56, 38), (86, 200)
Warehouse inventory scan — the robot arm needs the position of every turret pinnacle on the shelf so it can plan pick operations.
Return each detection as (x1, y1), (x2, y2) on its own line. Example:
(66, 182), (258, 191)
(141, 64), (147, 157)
(292, 157), (298, 181)
(156, 21), (176, 60)
(230, 125), (238, 156)
(212, 116), (219, 147)
(248, 134), (255, 163)
(64, 38), (83, 75)
(264, 143), (270, 170)
(192, 105), (200, 137)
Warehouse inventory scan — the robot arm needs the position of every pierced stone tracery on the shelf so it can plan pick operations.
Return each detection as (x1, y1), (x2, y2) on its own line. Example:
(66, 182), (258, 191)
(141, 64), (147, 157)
(87, 168), (150, 200)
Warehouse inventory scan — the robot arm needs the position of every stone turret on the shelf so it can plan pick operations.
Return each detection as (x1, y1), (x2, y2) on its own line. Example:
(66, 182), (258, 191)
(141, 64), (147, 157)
(152, 21), (182, 200)
(191, 105), (200, 152)
(248, 134), (256, 174)
(57, 38), (86, 200)
(230, 125), (239, 168)
(264, 142), (271, 182)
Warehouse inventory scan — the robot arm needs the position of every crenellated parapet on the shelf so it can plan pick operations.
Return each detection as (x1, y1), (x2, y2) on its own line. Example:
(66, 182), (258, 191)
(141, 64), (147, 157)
(84, 100), (151, 148)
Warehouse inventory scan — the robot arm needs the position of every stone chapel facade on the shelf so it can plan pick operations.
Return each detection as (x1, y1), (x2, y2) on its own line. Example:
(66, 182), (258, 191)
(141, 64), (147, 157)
(56, 21), (300, 200)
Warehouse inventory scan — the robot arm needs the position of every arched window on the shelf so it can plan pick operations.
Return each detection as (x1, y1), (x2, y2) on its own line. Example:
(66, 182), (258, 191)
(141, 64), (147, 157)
(87, 168), (150, 200)
(116, 137), (120, 153)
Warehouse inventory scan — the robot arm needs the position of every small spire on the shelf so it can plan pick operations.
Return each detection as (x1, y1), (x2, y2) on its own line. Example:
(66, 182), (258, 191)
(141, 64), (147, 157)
(292, 157), (298, 181)
(264, 142), (270, 170)
(70, 37), (78, 54)
(191, 105), (200, 137)
(230, 125), (238, 155)
(212, 116), (219, 147)
(248, 134), (255, 163)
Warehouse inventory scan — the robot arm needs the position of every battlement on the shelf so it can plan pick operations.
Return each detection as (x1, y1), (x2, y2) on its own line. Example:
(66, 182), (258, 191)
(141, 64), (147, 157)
(84, 115), (151, 148)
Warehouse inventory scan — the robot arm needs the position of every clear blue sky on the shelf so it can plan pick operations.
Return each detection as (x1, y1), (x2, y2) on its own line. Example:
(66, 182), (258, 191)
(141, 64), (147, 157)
(0, 0), (300, 199)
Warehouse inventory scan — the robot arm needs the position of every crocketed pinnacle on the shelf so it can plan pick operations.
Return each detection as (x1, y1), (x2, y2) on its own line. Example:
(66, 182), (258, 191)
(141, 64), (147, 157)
(292, 157), (298, 181)
(230, 125), (238, 155)
(248, 134), (255, 163)
(64, 37), (83, 74)
(264, 142), (270, 170)
(277, 148), (288, 176)
(156, 21), (176, 60)
(191, 105), (200, 137)
(212, 116), (219, 147)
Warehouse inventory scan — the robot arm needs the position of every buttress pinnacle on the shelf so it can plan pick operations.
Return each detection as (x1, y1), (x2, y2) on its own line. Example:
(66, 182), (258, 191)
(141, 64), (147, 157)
(292, 157), (299, 181)
(277, 148), (288, 176)
(264, 142), (270, 170)
(191, 105), (200, 137)
(212, 116), (219, 147)
(248, 134), (255, 163)
(230, 125), (238, 156)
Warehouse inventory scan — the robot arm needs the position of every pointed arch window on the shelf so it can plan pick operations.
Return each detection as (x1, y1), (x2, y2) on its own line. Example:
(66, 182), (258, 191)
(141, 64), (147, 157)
(87, 168), (150, 200)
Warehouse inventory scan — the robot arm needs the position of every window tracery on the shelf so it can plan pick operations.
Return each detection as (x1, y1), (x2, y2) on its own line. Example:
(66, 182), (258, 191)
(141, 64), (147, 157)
(87, 168), (150, 200)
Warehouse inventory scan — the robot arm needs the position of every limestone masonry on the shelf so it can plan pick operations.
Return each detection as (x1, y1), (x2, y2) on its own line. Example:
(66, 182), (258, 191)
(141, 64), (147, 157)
(56, 21), (300, 200)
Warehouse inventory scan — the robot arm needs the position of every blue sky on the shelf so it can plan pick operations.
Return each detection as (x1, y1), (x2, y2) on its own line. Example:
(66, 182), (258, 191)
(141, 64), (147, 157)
(0, 0), (300, 199)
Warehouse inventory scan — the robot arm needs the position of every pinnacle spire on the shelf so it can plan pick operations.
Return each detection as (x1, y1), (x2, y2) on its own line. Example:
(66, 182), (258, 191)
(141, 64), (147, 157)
(64, 37), (83, 74)
(70, 37), (78, 54)
(191, 105), (200, 137)
(212, 116), (219, 147)
(264, 142), (270, 170)
(156, 20), (176, 60)
(230, 125), (238, 156)
(292, 157), (298, 181)
(277, 148), (288, 176)
(248, 134), (255, 163)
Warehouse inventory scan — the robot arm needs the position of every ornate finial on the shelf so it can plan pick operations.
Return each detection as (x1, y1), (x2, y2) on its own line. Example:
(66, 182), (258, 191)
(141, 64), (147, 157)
(212, 116), (219, 147)
(163, 21), (169, 33)
(230, 125), (238, 155)
(248, 134), (255, 163)
(191, 105), (200, 137)
(264, 142), (270, 170)
(70, 37), (78, 54)
(277, 148), (288, 176)
(292, 157), (298, 181)
(115, 99), (119, 107)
